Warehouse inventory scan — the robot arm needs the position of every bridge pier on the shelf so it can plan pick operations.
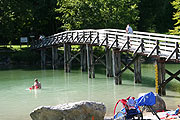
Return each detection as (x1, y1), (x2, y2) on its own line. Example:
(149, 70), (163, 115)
(80, 45), (87, 72)
(112, 49), (122, 85)
(86, 44), (95, 78)
(64, 43), (71, 72)
(155, 58), (166, 96)
(134, 55), (142, 83)
(41, 48), (46, 68)
(52, 46), (58, 69)
(106, 48), (113, 77)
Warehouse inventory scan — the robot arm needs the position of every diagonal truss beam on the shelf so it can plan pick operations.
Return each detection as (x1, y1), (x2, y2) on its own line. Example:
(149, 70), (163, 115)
(159, 69), (180, 88)
(66, 48), (82, 64)
(121, 60), (134, 73)
(117, 54), (139, 77)
(133, 42), (144, 54)
(93, 54), (106, 67)
(147, 40), (159, 58)
(166, 42), (179, 61)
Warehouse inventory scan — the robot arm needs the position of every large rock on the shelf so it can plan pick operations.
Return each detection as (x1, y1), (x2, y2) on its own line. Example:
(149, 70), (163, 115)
(30, 101), (106, 120)
(151, 93), (166, 111)
(138, 93), (166, 112)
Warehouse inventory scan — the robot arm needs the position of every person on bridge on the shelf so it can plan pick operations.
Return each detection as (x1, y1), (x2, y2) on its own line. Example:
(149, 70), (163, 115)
(126, 24), (133, 34)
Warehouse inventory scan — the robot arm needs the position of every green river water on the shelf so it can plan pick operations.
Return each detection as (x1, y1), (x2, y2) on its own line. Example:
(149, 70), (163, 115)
(0, 64), (180, 120)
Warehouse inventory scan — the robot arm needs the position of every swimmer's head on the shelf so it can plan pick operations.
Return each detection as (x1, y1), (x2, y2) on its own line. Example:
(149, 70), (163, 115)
(34, 78), (38, 82)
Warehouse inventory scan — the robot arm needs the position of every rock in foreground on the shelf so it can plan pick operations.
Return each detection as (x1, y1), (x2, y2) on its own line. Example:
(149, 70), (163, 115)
(30, 101), (106, 120)
(139, 93), (166, 112)
(151, 93), (166, 111)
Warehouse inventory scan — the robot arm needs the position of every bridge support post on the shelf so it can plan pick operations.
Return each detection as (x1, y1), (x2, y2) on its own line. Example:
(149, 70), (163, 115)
(64, 43), (71, 72)
(106, 48), (113, 77)
(41, 48), (46, 68)
(112, 49), (122, 85)
(52, 46), (58, 69)
(134, 55), (142, 83)
(80, 45), (87, 72)
(86, 44), (95, 78)
(155, 58), (166, 96)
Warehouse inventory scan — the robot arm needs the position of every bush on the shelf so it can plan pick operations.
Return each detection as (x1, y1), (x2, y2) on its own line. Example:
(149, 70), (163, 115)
(11, 48), (40, 65)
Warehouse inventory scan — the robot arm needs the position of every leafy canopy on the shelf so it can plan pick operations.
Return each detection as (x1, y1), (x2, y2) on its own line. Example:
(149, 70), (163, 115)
(56, 0), (140, 30)
(170, 0), (180, 35)
(0, 0), (57, 45)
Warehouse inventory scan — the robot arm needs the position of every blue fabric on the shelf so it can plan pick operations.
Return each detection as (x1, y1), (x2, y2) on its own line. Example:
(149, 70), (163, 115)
(114, 108), (126, 119)
(136, 92), (156, 106)
(175, 108), (179, 115)
(126, 109), (140, 119)
(114, 112), (123, 119)
(128, 26), (133, 34)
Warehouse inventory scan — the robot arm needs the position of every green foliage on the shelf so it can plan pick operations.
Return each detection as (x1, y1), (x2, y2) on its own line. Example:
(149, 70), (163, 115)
(0, 0), (58, 45)
(0, 0), (33, 44)
(0, 0), (177, 44)
(11, 49), (40, 64)
(56, 0), (140, 30)
(169, 0), (180, 35)
(30, 0), (58, 35)
(138, 0), (174, 33)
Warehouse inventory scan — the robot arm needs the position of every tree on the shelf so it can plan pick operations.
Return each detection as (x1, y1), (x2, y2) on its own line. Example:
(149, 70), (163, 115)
(170, 0), (180, 35)
(0, 0), (58, 45)
(56, 0), (140, 30)
(138, 0), (174, 33)
(30, 0), (58, 36)
(0, 0), (33, 44)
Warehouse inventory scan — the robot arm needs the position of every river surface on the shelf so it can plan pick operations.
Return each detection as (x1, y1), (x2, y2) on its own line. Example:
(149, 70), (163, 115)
(0, 64), (180, 120)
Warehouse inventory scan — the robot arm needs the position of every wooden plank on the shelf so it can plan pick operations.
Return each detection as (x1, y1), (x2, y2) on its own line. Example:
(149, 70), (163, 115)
(112, 49), (122, 84)
(64, 43), (71, 72)
(100, 34), (108, 46)
(147, 43), (159, 57)
(106, 48), (113, 77)
(155, 59), (166, 96)
(166, 48), (177, 61)
(133, 43), (143, 54)
(144, 44), (156, 48)
(80, 45), (87, 71)
(120, 41), (128, 51)
(159, 42), (175, 46)
(159, 46), (175, 51)
(86, 44), (95, 78)
(91, 33), (99, 44)
(134, 55), (142, 83)
(41, 48), (46, 68)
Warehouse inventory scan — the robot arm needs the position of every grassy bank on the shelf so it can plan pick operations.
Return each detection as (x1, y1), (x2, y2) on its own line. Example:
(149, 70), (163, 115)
(0, 45), (29, 51)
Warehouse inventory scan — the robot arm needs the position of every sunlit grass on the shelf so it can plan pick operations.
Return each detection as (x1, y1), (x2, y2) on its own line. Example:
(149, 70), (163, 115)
(0, 45), (29, 51)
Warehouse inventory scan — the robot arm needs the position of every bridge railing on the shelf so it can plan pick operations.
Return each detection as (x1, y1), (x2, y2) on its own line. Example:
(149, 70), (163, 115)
(102, 29), (180, 61)
(33, 29), (180, 61)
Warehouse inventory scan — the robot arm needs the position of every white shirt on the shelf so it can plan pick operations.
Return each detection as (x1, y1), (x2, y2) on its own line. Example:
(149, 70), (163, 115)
(34, 82), (41, 88)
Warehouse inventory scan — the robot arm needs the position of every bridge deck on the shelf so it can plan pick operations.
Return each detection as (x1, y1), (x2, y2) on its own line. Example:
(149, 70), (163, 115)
(33, 29), (180, 62)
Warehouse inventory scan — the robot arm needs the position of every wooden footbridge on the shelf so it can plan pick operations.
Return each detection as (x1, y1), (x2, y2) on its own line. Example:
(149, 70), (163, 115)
(32, 29), (180, 96)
